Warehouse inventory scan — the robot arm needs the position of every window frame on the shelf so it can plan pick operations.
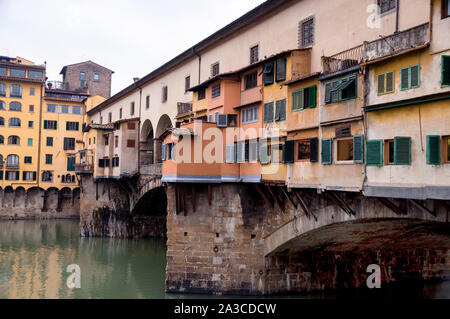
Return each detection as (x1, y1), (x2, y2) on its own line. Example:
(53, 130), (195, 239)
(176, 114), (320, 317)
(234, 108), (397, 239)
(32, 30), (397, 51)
(211, 84), (221, 99)
(442, 55), (450, 87)
(377, 0), (397, 14)
(334, 137), (355, 164)
(244, 71), (258, 90)
(325, 75), (358, 104)
(241, 106), (258, 124)
(443, 136), (450, 164)
(442, 0), (449, 19)
(211, 62), (220, 77)
(384, 139), (395, 165)
(400, 64), (421, 90)
(296, 139), (312, 162)
(93, 72), (100, 82)
(377, 71), (395, 95)
(250, 45), (259, 64)
(300, 17), (315, 48)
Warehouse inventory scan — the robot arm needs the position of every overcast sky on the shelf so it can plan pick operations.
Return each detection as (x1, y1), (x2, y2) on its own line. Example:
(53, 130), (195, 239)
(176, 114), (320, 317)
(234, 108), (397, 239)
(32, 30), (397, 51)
(0, 0), (265, 95)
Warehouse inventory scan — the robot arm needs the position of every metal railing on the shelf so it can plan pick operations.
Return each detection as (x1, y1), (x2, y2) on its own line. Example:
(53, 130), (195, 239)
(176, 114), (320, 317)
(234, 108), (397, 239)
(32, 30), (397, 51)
(322, 45), (363, 75)
(177, 102), (192, 116)
(75, 163), (94, 173)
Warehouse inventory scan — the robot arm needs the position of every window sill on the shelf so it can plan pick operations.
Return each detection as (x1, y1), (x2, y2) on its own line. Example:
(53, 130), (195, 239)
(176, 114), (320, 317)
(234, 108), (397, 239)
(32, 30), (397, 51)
(335, 160), (355, 165)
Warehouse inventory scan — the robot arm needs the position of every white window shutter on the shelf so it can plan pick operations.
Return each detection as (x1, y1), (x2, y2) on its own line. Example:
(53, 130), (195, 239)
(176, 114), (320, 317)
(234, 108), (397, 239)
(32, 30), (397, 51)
(161, 143), (166, 161)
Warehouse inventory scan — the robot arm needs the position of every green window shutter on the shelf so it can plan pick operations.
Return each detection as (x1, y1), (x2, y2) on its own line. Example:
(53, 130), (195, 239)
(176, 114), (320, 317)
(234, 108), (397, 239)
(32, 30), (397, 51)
(33, 172), (36, 181)
(325, 83), (332, 104)
(16, 171), (20, 180)
(426, 135), (441, 165)
(260, 144), (269, 165)
(377, 74), (385, 94)
(276, 58), (286, 82)
(67, 157), (75, 171)
(442, 56), (450, 86)
(400, 68), (409, 90)
(63, 138), (68, 150)
(263, 63), (274, 85)
(353, 135), (364, 163)
(44, 120), (48, 129)
(366, 140), (383, 166)
(283, 140), (295, 163)
(394, 137), (411, 165)
(66, 122), (69, 130)
(292, 90), (304, 111)
(321, 139), (332, 165)
(76, 122), (79, 131)
(386, 72), (394, 92)
(275, 101), (281, 121)
(264, 102), (274, 123)
(0, 171), (3, 180)
(410, 65), (420, 88)
(308, 85), (317, 108)
(82, 123), (86, 132)
(279, 99), (286, 121)
(310, 137), (318, 162)
(23, 171), (26, 180)
(331, 80), (340, 102)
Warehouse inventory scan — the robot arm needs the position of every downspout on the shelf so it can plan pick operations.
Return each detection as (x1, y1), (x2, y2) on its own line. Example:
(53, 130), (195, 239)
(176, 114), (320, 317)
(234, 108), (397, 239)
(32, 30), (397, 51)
(37, 81), (44, 187)
(395, 0), (400, 33)
(362, 65), (368, 192)
(138, 87), (142, 174)
(429, 0), (433, 44)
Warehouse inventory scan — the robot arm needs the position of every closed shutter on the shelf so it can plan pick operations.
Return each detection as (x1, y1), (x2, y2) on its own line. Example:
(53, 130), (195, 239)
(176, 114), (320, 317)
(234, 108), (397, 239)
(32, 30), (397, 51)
(264, 102), (274, 123)
(275, 101), (281, 121)
(63, 138), (68, 150)
(33, 172), (36, 181)
(331, 81), (339, 102)
(410, 65), (420, 88)
(44, 120), (48, 129)
(426, 135), (441, 165)
(66, 122), (69, 130)
(161, 143), (166, 161)
(16, 171), (20, 181)
(67, 157), (75, 171)
(249, 141), (259, 162)
(325, 83), (332, 104)
(394, 137), (411, 165)
(276, 58), (286, 82)
(353, 135), (364, 163)
(366, 140), (383, 166)
(321, 139), (332, 165)
(386, 72), (394, 92)
(400, 68), (410, 90)
(82, 123), (86, 132)
(310, 137), (318, 162)
(263, 63), (274, 85)
(283, 140), (295, 163)
(76, 122), (79, 131)
(23, 171), (26, 181)
(377, 74), (385, 94)
(0, 171), (2, 180)
(260, 144), (269, 165)
(443, 56), (450, 86)
(225, 145), (236, 163)
(308, 85), (317, 108)
(98, 159), (104, 167)
(278, 99), (286, 121)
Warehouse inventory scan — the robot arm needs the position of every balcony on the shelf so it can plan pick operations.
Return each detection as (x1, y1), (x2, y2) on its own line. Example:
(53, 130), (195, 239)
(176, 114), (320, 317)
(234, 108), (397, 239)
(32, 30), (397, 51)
(75, 163), (94, 174)
(363, 23), (429, 62)
(176, 102), (192, 119)
(322, 45), (363, 75)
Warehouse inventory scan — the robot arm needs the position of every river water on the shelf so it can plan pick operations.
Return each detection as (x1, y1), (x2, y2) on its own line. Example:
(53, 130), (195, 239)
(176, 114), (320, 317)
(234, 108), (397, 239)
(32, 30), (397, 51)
(0, 220), (448, 299)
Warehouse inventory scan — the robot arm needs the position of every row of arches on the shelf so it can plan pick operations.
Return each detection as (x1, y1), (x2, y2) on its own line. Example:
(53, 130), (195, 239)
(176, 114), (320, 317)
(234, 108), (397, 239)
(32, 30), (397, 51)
(0, 100), (22, 111)
(140, 114), (172, 166)
(0, 116), (21, 127)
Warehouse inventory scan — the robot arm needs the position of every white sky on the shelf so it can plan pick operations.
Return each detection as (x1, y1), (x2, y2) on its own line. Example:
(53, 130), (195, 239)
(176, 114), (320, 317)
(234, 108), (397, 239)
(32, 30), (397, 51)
(0, 0), (266, 95)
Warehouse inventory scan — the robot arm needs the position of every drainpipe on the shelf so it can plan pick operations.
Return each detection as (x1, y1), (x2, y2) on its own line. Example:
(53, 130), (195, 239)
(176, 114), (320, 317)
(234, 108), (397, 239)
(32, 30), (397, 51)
(138, 87), (142, 174)
(192, 47), (201, 85)
(428, 0), (433, 43)
(395, 0), (400, 33)
(362, 65), (368, 192)
(37, 81), (44, 188)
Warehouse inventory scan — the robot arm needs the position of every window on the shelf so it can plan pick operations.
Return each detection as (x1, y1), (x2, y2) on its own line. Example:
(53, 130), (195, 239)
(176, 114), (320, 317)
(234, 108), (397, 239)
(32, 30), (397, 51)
(64, 137), (75, 150)
(10, 69), (26, 78)
(275, 58), (286, 82)
(208, 114), (213, 122)
(119, 108), (123, 119)
(300, 17), (315, 47)
(0, 68), (6, 76)
(321, 139), (332, 165)
(9, 118), (21, 127)
(0, 135), (3, 144)
(115, 136), (119, 147)
(108, 112), (112, 123)
(62, 174), (75, 183)
(245, 72), (258, 90)
(264, 102), (274, 123)
(66, 121), (79, 131)
(127, 122), (136, 130)
(400, 65), (420, 90)
(30, 87), (35, 96)
(211, 62), (220, 77)
(23, 171), (36, 181)
(426, 135), (441, 165)
(242, 106), (258, 124)
(0, 101), (4, 110)
(443, 0), (450, 18)
(146, 95), (150, 109)
(47, 104), (57, 113)
(443, 136), (450, 163)
(100, 116), (103, 124)
(60, 105), (70, 113)
(28, 121), (33, 128)
(10, 84), (22, 97)
(384, 139), (395, 165)
(263, 63), (274, 86)
(162, 86), (168, 103)
(228, 114), (237, 127)
(0, 83), (6, 96)
(214, 111), (219, 123)
(130, 102), (135, 115)
(44, 120), (57, 130)
(0, 117), (4, 126)
(336, 138), (354, 162)
(271, 143), (283, 163)
(104, 135), (109, 145)
(8, 135), (20, 145)
(378, 0), (397, 14)
(41, 171), (53, 182)
(442, 56), (450, 86)
(93, 72), (100, 82)
(275, 99), (286, 122)
(325, 75), (357, 104)
(198, 88), (206, 100)
(9, 101), (21, 111)
(297, 140), (311, 161)
(80, 72), (86, 80)
(112, 157), (120, 167)
(45, 154), (53, 164)
(28, 71), (43, 79)
(185, 76), (190, 92)
(393, 136), (411, 165)
(377, 72), (395, 95)
(292, 85), (317, 111)
(72, 106), (82, 114)
(24, 156), (32, 164)
(46, 137), (53, 146)
(67, 157), (75, 171)
(211, 84), (221, 98)
(27, 138), (33, 146)
(6, 171), (20, 181)
(29, 105), (34, 112)
(6, 155), (19, 168)
(127, 139), (135, 148)
(250, 45), (259, 64)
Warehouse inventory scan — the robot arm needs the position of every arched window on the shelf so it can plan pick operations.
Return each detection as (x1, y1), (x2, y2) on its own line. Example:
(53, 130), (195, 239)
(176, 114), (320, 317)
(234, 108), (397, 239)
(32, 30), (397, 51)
(6, 155), (19, 168)
(8, 118), (21, 127)
(0, 83), (5, 96)
(0, 117), (4, 126)
(10, 84), (22, 98)
(9, 101), (21, 111)
(0, 100), (5, 110)
(0, 135), (4, 144)
(8, 135), (20, 145)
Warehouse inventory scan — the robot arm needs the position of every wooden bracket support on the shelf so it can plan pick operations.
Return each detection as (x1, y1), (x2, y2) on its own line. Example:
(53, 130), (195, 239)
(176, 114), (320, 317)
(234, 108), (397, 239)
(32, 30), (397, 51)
(410, 199), (436, 217)
(280, 187), (297, 210)
(377, 197), (407, 216)
(329, 191), (355, 216)
(292, 189), (317, 221)
(266, 186), (283, 208)
(253, 184), (273, 208)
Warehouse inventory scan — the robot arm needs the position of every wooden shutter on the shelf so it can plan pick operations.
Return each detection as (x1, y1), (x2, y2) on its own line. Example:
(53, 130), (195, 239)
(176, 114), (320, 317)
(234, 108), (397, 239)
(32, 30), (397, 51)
(426, 135), (441, 165)
(264, 102), (273, 123)
(76, 122), (79, 131)
(331, 81), (339, 102)
(23, 171), (26, 181)
(0, 171), (2, 180)
(67, 157), (75, 171)
(394, 137), (411, 165)
(161, 143), (166, 161)
(386, 72), (394, 92)
(377, 74), (385, 94)
(249, 141), (259, 162)
(16, 171), (20, 181)
(66, 122), (69, 130)
(292, 90), (303, 111)
(366, 140), (383, 166)
(63, 138), (68, 150)
(353, 135), (364, 163)
(308, 86), (316, 108)
(443, 56), (450, 86)
(236, 141), (245, 163)
(400, 68), (410, 90)
(325, 83), (332, 104)
(260, 144), (269, 165)
(44, 120), (48, 129)
(263, 63), (274, 85)
(33, 172), (36, 181)
(321, 139), (332, 165)
(275, 58), (286, 82)
(277, 99), (286, 121)
(283, 140), (295, 163)
(410, 65), (420, 88)
(310, 137), (318, 162)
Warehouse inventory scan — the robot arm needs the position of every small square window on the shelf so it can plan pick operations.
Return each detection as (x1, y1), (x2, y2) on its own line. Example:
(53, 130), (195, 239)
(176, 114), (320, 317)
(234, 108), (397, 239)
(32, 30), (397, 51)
(211, 62), (220, 77)
(336, 138), (354, 162)
(93, 72), (100, 82)
(250, 45), (259, 64)
(185, 76), (190, 92)
(29, 105), (34, 112)
(28, 121), (33, 128)
(297, 140), (311, 161)
(45, 154), (53, 165)
(24, 156), (32, 164)
(30, 87), (35, 96)
(300, 18), (314, 47)
(46, 137), (53, 146)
